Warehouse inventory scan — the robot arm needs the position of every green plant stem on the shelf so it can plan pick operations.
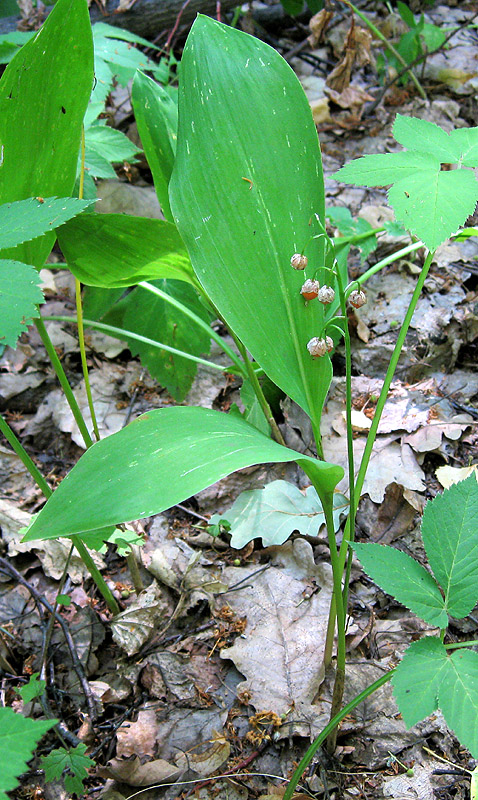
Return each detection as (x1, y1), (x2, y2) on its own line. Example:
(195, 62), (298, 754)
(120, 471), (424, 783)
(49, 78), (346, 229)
(283, 669), (394, 800)
(337, 250), (435, 587)
(0, 409), (119, 615)
(235, 339), (286, 446)
(0, 412), (52, 498)
(139, 281), (246, 375)
(44, 316), (229, 372)
(351, 240), (424, 292)
(34, 316), (93, 448)
(341, 0), (427, 100)
(75, 279), (100, 442)
(445, 640), (478, 650)
(126, 549), (144, 595)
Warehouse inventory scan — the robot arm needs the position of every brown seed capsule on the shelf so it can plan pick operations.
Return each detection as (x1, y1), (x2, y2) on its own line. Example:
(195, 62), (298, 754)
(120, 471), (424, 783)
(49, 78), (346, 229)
(317, 285), (335, 304)
(300, 279), (320, 300)
(349, 289), (367, 308)
(307, 337), (328, 358)
(325, 335), (334, 352)
(291, 253), (308, 270)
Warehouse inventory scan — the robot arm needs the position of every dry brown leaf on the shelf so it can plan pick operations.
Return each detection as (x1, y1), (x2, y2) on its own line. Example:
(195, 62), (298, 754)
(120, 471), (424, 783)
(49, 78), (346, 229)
(174, 732), (230, 776)
(116, 708), (158, 758)
(308, 9), (333, 47)
(325, 85), (374, 111)
(436, 464), (478, 489)
(111, 581), (169, 656)
(99, 755), (181, 786)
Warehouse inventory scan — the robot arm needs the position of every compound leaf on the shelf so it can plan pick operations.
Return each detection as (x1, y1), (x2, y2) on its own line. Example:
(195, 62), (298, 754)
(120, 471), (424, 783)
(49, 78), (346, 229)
(23, 407), (343, 541)
(392, 637), (448, 727)
(0, 197), (92, 251)
(421, 474), (478, 619)
(0, 706), (55, 799)
(352, 542), (448, 627)
(0, 0), (93, 268)
(393, 114), (462, 162)
(0, 260), (44, 347)
(211, 479), (349, 549)
(170, 16), (332, 430)
(57, 213), (195, 287)
(41, 743), (94, 796)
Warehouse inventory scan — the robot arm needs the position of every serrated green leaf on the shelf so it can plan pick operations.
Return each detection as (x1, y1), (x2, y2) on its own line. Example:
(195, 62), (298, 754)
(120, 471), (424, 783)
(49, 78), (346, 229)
(23, 407), (344, 541)
(170, 16), (332, 430)
(421, 475), (478, 619)
(439, 649), (478, 758)
(132, 71), (178, 222)
(333, 151), (437, 188)
(57, 213), (195, 287)
(449, 127), (478, 168)
(211, 479), (349, 548)
(85, 123), (141, 164)
(92, 21), (159, 51)
(0, 260), (44, 347)
(393, 114), (462, 163)
(392, 637), (448, 726)
(0, 0), (93, 268)
(17, 672), (46, 702)
(352, 542), (448, 627)
(0, 197), (92, 251)
(389, 168), (478, 252)
(94, 36), (155, 75)
(108, 279), (212, 401)
(41, 742), (94, 796)
(0, 706), (55, 799)
(83, 145), (117, 179)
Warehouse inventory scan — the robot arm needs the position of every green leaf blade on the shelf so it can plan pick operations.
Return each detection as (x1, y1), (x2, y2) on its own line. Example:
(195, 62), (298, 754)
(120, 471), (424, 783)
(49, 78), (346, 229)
(439, 649), (478, 758)
(0, 706), (55, 799)
(352, 542), (448, 627)
(170, 16), (332, 427)
(392, 637), (448, 727)
(57, 213), (196, 287)
(333, 151), (437, 188)
(393, 114), (462, 163)
(41, 743), (94, 796)
(23, 407), (343, 541)
(0, 197), (92, 252)
(0, 260), (44, 347)
(422, 475), (478, 619)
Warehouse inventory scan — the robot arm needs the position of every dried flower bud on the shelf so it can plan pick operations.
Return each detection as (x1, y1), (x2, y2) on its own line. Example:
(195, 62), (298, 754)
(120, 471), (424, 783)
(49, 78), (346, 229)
(325, 335), (334, 352)
(317, 285), (335, 304)
(300, 279), (320, 300)
(307, 337), (328, 358)
(291, 253), (308, 270)
(349, 289), (367, 308)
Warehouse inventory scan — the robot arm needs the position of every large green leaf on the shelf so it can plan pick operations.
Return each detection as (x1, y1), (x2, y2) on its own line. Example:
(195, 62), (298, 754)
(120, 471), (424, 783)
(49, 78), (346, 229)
(421, 475), (478, 619)
(23, 407), (343, 541)
(392, 637), (448, 727)
(352, 542), (448, 628)
(0, 0), (93, 268)
(0, 707), (55, 800)
(0, 260), (44, 347)
(169, 17), (331, 429)
(132, 71), (178, 222)
(440, 649), (478, 758)
(0, 197), (92, 251)
(57, 213), (195, 287)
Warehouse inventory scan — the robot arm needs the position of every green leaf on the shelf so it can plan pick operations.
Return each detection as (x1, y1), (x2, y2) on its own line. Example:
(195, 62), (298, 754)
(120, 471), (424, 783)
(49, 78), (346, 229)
(0, 706), (55, 799)
(393, 114), (461, 163)
(170, 16), (331, 430)
(107, 279), (212, 401)
(392, 637), (448, 726)
(352, 542), (448, 627)
(23, 407), (344, 541)
(17, 672), (46, 702)
(439, 649), (478, 758)
(132, 71), (178, 222)
(211, 479), (349, 548)
(333, 150), (437, 188)
(421, 475), (478, 619)
(397, 1), (416, 28)
(93, 34), (155, 76)
(57, 213), (195, 287)
(0, 0), (94, 268)
(0, 197), (92, 251)
(85, 122), (141, 164)
(388, 168), (478, 251)
(92, 21), (159, 51)
(449, 127), (478, 168)
(83, 146), (117, 179)
(281, 0), (305, 15)
(0, 260), (44, 347)
(41, 742), (94, 796)
(240, 378), (271, 437)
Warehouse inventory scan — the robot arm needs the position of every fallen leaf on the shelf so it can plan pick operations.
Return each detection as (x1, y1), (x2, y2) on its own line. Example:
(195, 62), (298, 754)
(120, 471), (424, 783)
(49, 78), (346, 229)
(99, 755), (181, 786)
(174, 732), (230, 776)
(436, 464), (478, 489)
(116, 709), (158, 759)
(111, 582), (170, 656)
(308, 9), (333, 47)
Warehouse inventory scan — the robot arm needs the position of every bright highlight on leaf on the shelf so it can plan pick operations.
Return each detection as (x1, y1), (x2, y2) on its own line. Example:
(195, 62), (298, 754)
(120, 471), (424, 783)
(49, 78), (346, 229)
(0, 259), (44, 347)
(333, 114), (478, 250)
(0, 706), (55, 799)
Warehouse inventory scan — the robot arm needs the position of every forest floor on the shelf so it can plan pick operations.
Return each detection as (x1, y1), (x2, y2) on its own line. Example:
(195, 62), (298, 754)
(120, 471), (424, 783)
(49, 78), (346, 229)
(2, 1), (478, 798)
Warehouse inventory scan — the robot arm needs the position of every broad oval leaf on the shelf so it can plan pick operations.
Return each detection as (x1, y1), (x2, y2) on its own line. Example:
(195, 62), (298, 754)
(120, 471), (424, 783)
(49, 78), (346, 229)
(392, 637), (448, 727)
(132, 71), (178, 222)
(23, 407), (344, 541)
(169, 16), (332, 429)
(57, 213), (196, 287)
(0, 0), (93, 268)
(352, 542), (448, 628)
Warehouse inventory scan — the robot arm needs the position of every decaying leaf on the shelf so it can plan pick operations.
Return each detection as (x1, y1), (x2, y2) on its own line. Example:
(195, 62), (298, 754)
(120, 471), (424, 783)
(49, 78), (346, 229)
(99, 755), (181, 786)
(111, 582), (169, 656)
(116, 708), (158, 758)
(174, 731), (230, 776)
